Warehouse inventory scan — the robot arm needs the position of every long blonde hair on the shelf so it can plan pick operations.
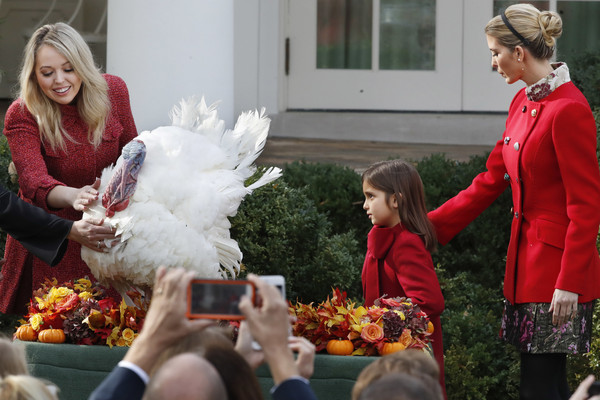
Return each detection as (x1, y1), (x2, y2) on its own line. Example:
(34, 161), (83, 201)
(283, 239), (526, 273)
(485, 3), (562, 60)
(19, 22), (110, 151)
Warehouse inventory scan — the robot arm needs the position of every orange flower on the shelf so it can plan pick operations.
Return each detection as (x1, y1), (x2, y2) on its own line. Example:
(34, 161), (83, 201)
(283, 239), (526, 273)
(360, 323), (384, 343)
(398, 328), (414, 347)
(367, 306), (388, 320)
(427, 321), (434, 334)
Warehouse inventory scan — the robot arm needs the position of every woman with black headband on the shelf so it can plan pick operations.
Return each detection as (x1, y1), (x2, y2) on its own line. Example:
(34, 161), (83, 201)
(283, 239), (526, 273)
(428, 4), (600, 399)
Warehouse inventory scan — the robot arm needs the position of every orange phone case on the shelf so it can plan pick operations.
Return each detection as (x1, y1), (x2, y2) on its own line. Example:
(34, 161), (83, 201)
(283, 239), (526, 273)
(186, 279), (255, 320)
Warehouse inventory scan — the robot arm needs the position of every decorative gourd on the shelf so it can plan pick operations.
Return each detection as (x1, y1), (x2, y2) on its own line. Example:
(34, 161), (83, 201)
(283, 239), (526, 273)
(15, 325), (37, 341)
(326, 339), (354, 355)
(379, 341), (407, 356)
(38, 328), (66, 344)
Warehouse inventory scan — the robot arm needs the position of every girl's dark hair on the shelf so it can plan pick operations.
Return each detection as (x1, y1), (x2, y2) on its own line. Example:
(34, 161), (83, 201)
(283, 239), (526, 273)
(362, 160), (437, 252)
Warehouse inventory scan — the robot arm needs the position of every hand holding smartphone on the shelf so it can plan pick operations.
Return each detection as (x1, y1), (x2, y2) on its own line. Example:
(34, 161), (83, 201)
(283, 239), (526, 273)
(251, 275), (287, 350)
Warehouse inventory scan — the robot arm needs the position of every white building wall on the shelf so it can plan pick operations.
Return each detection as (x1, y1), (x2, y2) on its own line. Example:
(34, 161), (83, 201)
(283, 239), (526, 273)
(106, 0), (235, 132)
(233, 0), (281, 117)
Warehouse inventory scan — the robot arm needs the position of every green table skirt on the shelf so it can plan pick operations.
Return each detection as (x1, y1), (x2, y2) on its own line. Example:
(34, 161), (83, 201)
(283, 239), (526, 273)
(21, 341), (377, 400)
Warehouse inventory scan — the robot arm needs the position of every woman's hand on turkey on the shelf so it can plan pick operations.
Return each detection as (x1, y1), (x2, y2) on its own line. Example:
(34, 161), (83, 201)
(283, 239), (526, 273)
(72, 178), (101, 211)
(69, 218), (118, 252)
(549, 288), (579, 326)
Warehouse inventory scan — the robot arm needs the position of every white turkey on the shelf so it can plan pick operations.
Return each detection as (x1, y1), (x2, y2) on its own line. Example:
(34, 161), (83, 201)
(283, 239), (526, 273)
(81, 97), (281, 296)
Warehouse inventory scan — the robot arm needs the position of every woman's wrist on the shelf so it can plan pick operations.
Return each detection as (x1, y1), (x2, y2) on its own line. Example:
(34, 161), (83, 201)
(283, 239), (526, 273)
(47, 186), (77, 209)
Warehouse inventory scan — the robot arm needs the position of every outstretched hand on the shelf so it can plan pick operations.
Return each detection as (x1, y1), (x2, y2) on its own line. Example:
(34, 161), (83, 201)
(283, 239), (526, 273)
(72, 178), (101, 211)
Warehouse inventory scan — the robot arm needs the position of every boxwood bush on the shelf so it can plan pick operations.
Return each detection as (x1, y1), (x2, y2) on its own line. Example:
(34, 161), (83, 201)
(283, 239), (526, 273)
(230, 178), (364, 303)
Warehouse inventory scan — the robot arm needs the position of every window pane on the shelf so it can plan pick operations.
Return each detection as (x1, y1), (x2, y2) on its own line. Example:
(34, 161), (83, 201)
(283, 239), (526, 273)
(557, 1), (600, 63)
(317, 0), (373, 69)
(379, 0), (436, 70)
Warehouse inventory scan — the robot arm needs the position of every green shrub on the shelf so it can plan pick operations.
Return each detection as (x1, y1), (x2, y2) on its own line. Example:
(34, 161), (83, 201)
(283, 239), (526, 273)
(230, 179), (364, 303)
(570, 52), (600, 110)
(281, 161), (371, 251)
(0, 135), (18, 255)
(439, 268), (520, 399)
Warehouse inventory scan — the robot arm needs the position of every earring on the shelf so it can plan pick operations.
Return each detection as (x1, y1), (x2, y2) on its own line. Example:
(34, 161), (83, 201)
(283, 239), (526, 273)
(518, 58), (521, 61)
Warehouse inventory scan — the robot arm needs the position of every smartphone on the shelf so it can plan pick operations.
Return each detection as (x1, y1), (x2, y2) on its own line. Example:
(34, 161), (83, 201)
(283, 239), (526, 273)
(252, 275), (287, 350)
(186, 279), (255, 320)
(589, 380), (600, 396)
(260, 275), (286, 300)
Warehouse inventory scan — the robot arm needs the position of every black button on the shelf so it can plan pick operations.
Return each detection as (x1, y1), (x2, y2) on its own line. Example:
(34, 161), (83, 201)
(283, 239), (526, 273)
(522, 106), (527, 113)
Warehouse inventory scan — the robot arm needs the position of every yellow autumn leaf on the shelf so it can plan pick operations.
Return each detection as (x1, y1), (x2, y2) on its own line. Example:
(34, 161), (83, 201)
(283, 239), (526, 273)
(393, 310), (406, 320)
(78, 291), (93, 301)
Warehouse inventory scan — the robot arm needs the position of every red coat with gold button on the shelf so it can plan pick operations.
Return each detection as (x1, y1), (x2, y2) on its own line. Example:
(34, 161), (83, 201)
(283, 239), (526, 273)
(428, 82), (600, 304)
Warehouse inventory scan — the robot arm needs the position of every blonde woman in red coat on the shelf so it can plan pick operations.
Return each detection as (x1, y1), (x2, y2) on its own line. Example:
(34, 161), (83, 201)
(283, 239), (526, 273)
(428, 4), (600, 399)
(362, 160), (446, 397)
(0, 23), (137, 315)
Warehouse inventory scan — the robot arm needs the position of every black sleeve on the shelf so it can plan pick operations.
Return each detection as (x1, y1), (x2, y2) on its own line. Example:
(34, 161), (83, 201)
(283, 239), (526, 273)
(0, 185), (72, 266)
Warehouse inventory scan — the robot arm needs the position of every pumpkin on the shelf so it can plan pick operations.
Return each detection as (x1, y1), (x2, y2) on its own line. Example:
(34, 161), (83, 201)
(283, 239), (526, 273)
(379, 341), (407, 356)
(326, 339), (354, 356)
(15, 325), (37, 341)
(38, 328), (66, 344)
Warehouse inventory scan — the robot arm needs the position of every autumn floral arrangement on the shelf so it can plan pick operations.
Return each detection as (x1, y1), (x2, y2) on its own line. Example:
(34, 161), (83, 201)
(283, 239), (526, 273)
(14, 277), (148, 348)
(290, 288), (433, 356)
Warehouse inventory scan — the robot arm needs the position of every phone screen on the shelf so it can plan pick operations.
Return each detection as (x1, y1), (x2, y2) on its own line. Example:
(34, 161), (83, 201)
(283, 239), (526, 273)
(187, 280), (254, 320)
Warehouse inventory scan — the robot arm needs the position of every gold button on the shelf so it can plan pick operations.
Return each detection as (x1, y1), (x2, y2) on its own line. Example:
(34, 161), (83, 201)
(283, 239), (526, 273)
(531, 109), (537, 117)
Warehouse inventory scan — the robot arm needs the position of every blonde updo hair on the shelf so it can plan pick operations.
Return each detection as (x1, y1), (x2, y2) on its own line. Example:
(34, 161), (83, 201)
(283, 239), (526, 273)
(19, 22), (110, 152)
(485, 3), (562, 60)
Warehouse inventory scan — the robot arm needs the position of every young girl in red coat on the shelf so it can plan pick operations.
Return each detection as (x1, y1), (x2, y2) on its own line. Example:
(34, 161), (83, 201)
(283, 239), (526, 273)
(361, 159), (445, 396)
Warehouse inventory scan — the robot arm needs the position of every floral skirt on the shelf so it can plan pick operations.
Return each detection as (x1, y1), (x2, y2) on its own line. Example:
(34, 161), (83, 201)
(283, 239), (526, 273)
(499, 299), (595, 354)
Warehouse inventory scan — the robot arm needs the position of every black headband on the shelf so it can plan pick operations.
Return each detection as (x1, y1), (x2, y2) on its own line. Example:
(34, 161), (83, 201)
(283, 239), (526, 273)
(501, 9), (530, 46)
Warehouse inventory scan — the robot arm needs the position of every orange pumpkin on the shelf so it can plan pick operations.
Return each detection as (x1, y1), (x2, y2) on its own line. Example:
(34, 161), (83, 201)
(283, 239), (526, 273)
(15, 325), (37, 341)
(379, 341), (407, 356)
(38, 328), (66, 344)
(326, 339), (354, 356)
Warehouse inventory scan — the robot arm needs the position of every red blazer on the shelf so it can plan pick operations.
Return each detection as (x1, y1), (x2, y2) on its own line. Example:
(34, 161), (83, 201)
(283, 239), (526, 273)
(429, 82), (600, 304)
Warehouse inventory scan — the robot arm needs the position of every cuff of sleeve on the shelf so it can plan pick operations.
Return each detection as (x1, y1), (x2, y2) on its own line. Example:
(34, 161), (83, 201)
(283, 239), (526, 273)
(117, 360), (150, 385)
(270, 376), (310, 394)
